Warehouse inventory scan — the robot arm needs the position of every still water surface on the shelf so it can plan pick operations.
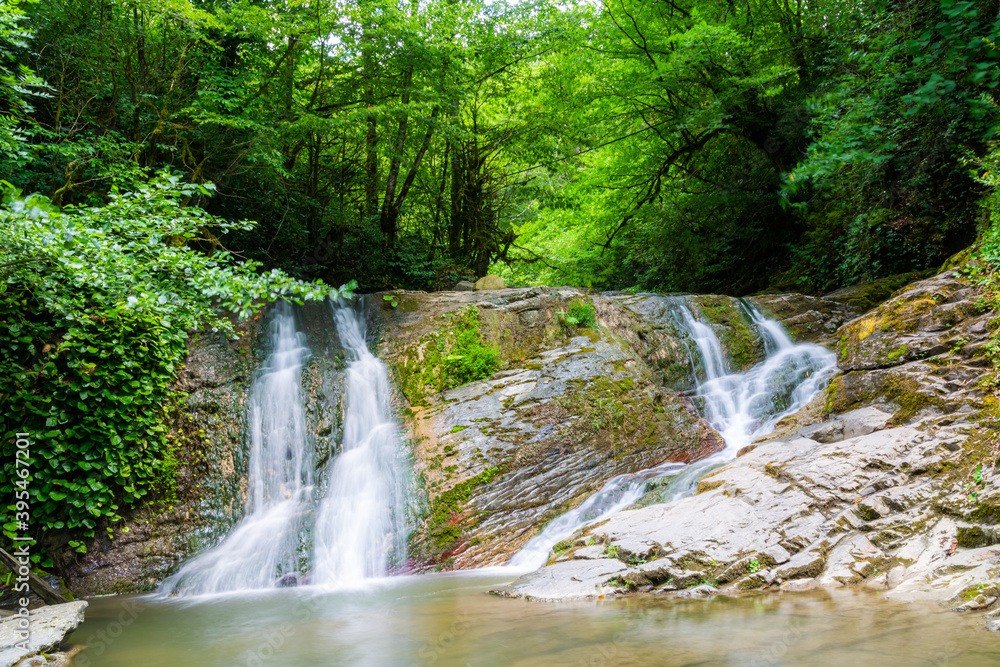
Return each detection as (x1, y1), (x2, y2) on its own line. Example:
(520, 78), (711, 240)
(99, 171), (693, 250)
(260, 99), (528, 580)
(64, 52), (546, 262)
(72, 570), (1000, 666)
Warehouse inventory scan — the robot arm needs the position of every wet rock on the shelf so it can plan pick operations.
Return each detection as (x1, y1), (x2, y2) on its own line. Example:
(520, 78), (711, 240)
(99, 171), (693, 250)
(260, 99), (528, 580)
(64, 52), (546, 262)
(376, 288), (723, 568)
(506, 420), (978, 601)
(473, 275), (506, 290)
(0, 601), (87, 666)
(674, 584), (718, 599)
(836, 270), (982, 372)
(602, 292), (768, 386)
(823, 271), (927, 313)
(493, 559), (627, 600)
(749, 293), (862, 345)
(795, 407), (892, 444)
(817, 535), (884, 586)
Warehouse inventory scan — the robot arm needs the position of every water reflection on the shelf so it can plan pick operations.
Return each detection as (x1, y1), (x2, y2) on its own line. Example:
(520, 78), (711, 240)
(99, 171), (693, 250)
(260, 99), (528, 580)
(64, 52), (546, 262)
(72, 572), (1000, 666)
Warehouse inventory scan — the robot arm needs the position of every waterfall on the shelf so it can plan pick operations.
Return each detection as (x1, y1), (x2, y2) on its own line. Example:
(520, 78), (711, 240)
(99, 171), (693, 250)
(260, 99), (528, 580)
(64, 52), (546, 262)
(160, 302), (314, 595)
(310, 301), (410, 586)
(509, 297), (837, 570)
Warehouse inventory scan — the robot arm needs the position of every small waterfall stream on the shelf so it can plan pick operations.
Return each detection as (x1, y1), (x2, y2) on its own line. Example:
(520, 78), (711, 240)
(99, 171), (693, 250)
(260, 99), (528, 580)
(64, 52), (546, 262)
(160, 302), (314, 595)
(311, 302), (410, 586)
(160, 299), (410, 596)
(510, 298), (837, 570)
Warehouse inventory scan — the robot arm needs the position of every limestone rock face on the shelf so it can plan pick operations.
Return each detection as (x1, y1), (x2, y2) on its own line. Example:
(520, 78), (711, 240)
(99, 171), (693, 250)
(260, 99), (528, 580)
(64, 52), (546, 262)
(473, 275), (506, 291)
(375, 287), (724, 568)
(500, 267), (1000, 626)
(498, 413), (966, 600)
(0, 601), (87, 666)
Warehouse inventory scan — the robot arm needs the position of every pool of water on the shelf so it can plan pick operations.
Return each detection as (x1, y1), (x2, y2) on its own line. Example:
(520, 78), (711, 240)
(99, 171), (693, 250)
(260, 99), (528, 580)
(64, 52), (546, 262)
(70, 570), (1000, 666)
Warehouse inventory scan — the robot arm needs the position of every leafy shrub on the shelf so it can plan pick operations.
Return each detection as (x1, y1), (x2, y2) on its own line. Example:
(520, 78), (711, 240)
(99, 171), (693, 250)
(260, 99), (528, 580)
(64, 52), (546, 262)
(0, 174), (347, 557)
(558, 299), (598, 330)
(443, 306), (500, 387)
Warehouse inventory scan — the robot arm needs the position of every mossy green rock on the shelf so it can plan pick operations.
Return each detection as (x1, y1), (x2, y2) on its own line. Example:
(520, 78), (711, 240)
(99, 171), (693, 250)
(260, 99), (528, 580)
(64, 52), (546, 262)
(823, 270), (928, 314)
(376, 287), (724, 568)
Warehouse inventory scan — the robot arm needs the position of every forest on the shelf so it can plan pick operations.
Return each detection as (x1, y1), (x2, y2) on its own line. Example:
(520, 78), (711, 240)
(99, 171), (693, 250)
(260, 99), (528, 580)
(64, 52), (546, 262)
(1, 0), (1000, 553)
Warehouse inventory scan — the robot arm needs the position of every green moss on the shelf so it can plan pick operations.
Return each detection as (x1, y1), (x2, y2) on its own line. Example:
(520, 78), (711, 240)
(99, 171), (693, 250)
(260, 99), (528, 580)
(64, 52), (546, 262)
(425, 466), (500, 554)
(553, 539), (573, 554)
(394, 306), (500, 404)
(695, 296), (765, 371)
(828, 271), (924, 313)
(885, 345), (908, 363)
(825, 370), (940, 424)
(968, 503), (1000, 525)
(450, 425), (467, 433)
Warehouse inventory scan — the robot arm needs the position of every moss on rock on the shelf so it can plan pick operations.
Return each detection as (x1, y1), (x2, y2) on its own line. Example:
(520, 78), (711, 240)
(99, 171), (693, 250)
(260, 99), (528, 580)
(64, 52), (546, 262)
(692, 296), (765, 371)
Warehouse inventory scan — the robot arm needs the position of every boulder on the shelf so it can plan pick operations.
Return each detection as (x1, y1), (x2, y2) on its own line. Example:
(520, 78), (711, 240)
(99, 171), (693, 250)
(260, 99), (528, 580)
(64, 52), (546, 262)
(473, 275), (506, 291)
(0, 601), (87, 666)
(453, 281), (475, 292)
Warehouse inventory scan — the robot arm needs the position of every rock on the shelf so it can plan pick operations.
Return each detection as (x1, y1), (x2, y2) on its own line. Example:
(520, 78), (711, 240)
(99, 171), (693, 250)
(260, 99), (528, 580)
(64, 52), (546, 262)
(795, 407), (892, 444)
(506, 422), (972, 600)
(602, 293), (768, 386)
(0, 601), (87, 666)
(822, 271), (926, 311)
(503, 267), (1000, 614)
(836, 270), (981, 373)
(493, 559), (627, 601)
(749, 293), (863, 344)
(779, 578), (817, 592)
(816, 535), (884, 587)
(674, 584), (718, 599)
(453, 281), (475, 292)
(839, 407), (893, 439)
(473, 275), (506, 290)
(377, 287), (723, 568)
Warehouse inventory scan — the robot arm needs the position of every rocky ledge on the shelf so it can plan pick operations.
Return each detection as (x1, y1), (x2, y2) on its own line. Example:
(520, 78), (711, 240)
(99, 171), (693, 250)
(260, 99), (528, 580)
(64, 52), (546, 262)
(374, 285), (850, 569)
(496, 268), (1000, 629)
(0, 601), (87, 666)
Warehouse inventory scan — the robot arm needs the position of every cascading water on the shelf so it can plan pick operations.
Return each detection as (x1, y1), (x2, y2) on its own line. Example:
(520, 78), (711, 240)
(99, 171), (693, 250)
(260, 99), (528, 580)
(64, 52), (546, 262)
(510, 297), (837, 570)
(310, 301), (410, 586)
(160, 302), (314, 595)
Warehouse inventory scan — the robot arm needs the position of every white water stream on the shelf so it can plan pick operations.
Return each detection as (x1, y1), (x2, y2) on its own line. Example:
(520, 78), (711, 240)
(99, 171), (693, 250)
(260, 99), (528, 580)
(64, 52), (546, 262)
(160, 302), (314, 595)
(160, 300), (410, 596)
(510, 298), (837, 570)
(311, 302), (410, 586)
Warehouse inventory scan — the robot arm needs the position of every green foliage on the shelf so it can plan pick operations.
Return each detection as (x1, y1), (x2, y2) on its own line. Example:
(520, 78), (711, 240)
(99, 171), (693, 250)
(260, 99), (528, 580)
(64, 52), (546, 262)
(442, 306), (500, 388)
(0, 0), (49, 172)
(557, 299), (597, 330)
(0, 175), (346, 548)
